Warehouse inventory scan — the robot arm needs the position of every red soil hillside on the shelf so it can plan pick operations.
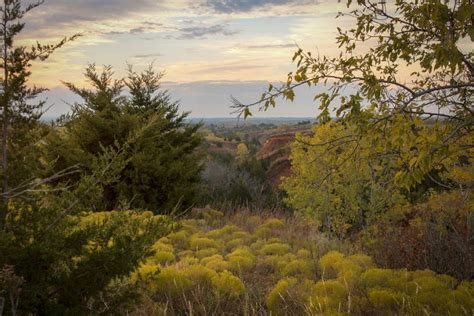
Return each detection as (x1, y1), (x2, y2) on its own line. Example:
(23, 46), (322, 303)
(257, 130), (311, 188)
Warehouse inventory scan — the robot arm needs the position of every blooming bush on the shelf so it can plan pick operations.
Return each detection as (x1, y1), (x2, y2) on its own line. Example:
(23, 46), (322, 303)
(129, 209), (473, 315)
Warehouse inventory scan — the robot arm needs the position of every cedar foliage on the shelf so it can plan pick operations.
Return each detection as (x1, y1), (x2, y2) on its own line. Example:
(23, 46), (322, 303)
(44, 65), (203, 213)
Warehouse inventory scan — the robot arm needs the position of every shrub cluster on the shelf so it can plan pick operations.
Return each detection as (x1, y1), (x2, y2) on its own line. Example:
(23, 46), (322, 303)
(129, 209), (473, 315)
(365, 191), (474, 279)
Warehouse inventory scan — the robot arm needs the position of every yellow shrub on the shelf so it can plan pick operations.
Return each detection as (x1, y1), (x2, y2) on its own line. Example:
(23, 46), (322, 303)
(189, 236), (220, 250)
(211, 270), (245, 298)
(261, 218), (285, 230)
(296, 249), (312, 259)
(201, 254), (224, 265)
(268, 237), (283, 243)
(185, 265), (217, 286)
(367, 288), (403, 310)
(250, 240), (266, 252)
(267, 278), (297, 313)
(193, 209), (224, 221)
(282, 259), (312, 277)
(130, 263), (159, 284)
(201, 255), (231, 272)
(228, 255), (255, 272)
(227, 247), (256, 272)
(255, 226), (272, 239)
(152, 241), (174, 253)
(225, 239), (247, 252)
(131, 212), (474, 315)
(453, 281), (474, 312)
(313, 279), (347, 300)
(207, 224), (240, 239)
(177, 250), (194, 258)
(310, 279), (348, 312)
(282, 253), (297, 262)
(167, 230), (189, 249)
(263, 255), (288, 273)
(335, 261), (363, 286)
(410, 274), (456, 311)
(267, 278), (313, 315)
(206, 259), (230, 272)
(228, 247), (254, 258)
(155, 267), (192, 296)
(361, 268), (396, 288)
(175, 257), (199, 269)
(319, 251), (345, 277)
(261, 242), (291, 256)
(232, 231), (252, 240)
(154, 251), (175, 265)
(181, 219), (200, 233)
(195, 248), (219, 259)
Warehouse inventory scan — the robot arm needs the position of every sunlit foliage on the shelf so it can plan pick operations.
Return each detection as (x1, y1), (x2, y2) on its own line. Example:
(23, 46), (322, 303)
(282, 122), (405, 237)
(129, 209), (473, 315)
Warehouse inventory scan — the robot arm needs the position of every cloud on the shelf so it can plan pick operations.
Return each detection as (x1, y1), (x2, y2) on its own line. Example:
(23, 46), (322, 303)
(175, 24), (238, 39)
(133, 53), (164, 58)
(21, 0), (171, 40)
(204, 0), (319, 13)
(103, 21), (174, 36)
(244, 43), (296, 49)
(36, 0), (163, 24)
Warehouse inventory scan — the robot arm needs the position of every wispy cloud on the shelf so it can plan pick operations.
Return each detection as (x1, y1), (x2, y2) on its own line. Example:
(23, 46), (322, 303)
(174, 24), (238, 39)
(34, 0), (164, 25)
(103, 21), (175, 36)
(245, 43), (296, 49)
(133, 53), (164, 58)
(203, 0), (319, 13)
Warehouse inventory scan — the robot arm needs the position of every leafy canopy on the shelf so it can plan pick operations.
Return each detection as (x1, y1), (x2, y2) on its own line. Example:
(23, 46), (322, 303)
(235, 0), (473, 190)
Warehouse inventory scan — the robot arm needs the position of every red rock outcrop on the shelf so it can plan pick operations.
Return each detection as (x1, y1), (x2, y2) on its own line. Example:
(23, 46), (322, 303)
(257, 130), (313, 188)
(257, 133), (295, 188)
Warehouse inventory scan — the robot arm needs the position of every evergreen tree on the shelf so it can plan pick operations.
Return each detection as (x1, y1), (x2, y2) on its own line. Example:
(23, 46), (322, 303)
(44, 64), (203, 213)
(0, 0), (78, 230)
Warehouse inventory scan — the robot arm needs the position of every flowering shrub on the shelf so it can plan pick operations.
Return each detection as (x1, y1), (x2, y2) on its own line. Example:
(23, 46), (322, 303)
(130, 209), (473, 315)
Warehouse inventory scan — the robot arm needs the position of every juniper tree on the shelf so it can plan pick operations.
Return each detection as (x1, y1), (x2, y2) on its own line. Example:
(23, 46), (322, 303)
(0, 0), (78, 230)
(44, 64), (203, 213)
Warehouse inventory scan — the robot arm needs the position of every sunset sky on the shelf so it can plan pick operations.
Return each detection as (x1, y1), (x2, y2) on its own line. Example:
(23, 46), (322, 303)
(21, 0), (351, 118)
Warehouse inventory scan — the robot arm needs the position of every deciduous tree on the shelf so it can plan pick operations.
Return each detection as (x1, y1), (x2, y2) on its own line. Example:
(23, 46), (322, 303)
(235, 0), (473, 191)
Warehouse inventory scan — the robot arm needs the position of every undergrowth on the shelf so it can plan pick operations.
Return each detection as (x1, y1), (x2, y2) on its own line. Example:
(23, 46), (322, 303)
(129, 209), (474, 315)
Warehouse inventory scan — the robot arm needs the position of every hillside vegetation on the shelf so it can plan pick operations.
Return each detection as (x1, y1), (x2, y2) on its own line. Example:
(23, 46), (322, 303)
(0, 0), (472, 315)
(127, 209), (474, 315)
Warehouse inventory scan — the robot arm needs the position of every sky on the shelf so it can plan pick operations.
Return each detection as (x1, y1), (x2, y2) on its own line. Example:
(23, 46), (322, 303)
(20, 0), (351, 118)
